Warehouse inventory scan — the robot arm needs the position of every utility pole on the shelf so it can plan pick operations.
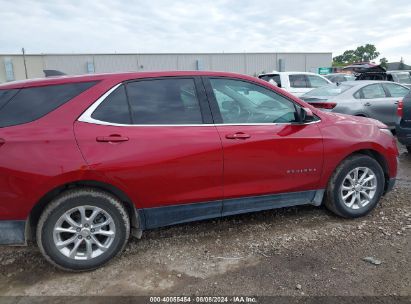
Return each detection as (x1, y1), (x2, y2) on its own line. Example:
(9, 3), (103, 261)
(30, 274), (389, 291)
(22, 47), (28, 79)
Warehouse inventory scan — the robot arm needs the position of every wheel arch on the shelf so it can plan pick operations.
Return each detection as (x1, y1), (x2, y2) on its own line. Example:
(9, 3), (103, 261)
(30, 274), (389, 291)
(27, 180), (142, 241)
(331, 148), (390, 191)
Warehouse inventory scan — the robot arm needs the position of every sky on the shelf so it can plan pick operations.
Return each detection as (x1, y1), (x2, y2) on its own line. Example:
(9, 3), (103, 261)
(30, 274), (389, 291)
(1, 0), (410, 63)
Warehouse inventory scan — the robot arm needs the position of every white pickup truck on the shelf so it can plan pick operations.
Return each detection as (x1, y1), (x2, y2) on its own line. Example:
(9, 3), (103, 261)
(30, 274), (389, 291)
(258, 72), (332, 97)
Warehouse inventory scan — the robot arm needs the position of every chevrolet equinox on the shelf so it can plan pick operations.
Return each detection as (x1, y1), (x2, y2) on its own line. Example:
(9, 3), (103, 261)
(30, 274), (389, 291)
(0, 71), (398, 271)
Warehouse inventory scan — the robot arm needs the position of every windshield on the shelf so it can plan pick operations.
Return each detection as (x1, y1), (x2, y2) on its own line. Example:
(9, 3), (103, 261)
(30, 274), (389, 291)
(303, 84), (353, 97)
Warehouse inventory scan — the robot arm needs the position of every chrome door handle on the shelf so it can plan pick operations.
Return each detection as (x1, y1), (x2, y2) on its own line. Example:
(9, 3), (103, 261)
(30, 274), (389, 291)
(364, 102), (371, 106)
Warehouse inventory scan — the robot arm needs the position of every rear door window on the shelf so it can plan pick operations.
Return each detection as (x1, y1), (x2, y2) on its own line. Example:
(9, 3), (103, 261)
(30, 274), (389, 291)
(126, 78), (203, 124)
(360, 84), (387, 99)
(0, 82), (97, 128)
(289, 74), (308, 88)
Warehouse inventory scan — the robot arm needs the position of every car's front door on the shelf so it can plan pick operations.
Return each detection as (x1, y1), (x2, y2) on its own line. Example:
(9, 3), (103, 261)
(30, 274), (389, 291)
(204, 77), (324, 215)
(74, 77), (223, 228)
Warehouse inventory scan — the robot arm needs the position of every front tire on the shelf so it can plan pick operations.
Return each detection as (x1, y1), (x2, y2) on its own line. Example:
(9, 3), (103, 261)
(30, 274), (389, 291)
(407, 146), (411, 154)
(325, 155), (385, 218)
(37, 188), (130, 271)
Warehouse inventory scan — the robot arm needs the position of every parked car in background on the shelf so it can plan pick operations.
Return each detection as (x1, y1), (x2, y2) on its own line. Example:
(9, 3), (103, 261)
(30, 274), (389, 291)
(258, 72), (332, 97)
(0, 71), (398, 271)
(324, 73), (355, 83)
(387, 71), (411, 89)
(300, 81), (410, 129)
(343, 64), (411, 89)
(396, 90), (411, 153)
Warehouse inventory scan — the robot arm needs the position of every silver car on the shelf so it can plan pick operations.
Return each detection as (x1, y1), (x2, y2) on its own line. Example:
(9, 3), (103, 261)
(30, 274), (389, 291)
(300, 81), (410, 129)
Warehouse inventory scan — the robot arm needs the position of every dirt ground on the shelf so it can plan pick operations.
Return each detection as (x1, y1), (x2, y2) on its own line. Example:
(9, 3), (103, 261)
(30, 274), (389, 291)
(0, 144), (410, 297)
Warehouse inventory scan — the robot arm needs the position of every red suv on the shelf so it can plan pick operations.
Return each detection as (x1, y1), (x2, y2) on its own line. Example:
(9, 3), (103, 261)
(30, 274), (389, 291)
(0, 71), (398, 271)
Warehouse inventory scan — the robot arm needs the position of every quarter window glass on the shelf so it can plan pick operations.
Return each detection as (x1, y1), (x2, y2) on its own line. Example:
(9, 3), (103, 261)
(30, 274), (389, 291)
(0, 82), (97, 128)
(126, 78), (203, 124)
(384, 83), (409, 97)
(91, 85), (131, 124)
(306, 75), (329, 88)
(289, 75), (308, 88)
(361, 84), (386, 99)
(210, 78), (298, 124)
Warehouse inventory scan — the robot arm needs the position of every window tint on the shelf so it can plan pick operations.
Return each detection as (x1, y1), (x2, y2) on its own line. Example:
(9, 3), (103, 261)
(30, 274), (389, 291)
(0, 82), (97, 128)
(383, 83), (409, 98)
(210, 78), (298, 124)
(126, 78), (203, 124)
(91, 85), (131, 124)
(306, 75), (329, 88)
(289, 74), (308, 88)
(361, 84), (386, 99)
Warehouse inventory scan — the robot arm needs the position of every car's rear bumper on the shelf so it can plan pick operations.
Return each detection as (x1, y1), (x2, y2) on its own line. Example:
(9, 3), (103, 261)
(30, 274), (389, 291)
(0, 220), (26, 245)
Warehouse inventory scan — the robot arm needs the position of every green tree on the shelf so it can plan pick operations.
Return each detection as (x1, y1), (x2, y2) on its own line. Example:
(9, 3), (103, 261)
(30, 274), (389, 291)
(333, 50), (359, 66)
(379, 57), (388, 69)
(333, 44), (380, 66)
(354, 44), (380, 62)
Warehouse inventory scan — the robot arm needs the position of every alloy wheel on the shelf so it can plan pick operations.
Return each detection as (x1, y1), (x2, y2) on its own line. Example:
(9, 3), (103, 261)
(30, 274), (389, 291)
(340, 167), (377, 210)
(53, 205), (116, 260)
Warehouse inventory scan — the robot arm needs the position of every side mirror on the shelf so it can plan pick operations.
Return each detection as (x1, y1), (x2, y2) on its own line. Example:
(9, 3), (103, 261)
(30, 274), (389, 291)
(300, 107), (315, 123)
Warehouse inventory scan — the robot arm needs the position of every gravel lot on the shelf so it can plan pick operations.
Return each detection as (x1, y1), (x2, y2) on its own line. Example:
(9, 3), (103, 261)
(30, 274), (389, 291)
(0, 144), (410, 297)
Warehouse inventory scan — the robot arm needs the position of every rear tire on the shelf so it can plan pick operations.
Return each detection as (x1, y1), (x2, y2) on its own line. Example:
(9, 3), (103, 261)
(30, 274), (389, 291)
(37, 188), (130, 271)
(407, 146), (411, 154)
(324, 154), (385, 218)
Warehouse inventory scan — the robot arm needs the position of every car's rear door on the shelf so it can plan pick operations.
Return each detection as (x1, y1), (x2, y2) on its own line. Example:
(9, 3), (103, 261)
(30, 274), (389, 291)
(359, 83), (395, 126)
(203, 77), (324, 215)
(74, 77), (223, 228)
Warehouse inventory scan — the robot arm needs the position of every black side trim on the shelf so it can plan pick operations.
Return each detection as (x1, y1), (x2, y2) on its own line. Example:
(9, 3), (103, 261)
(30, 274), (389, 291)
(141, 190), (325, 230)
(0, 220), (26, 245)
(142, 200), (222, 229)
(222, 190), (317, 216)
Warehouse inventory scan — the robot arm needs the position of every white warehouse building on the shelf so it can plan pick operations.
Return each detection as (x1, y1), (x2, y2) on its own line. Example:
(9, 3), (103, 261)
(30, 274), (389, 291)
(0, 52), (332, 82)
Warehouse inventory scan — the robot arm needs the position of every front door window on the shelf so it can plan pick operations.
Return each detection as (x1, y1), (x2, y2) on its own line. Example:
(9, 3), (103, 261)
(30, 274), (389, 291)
(209, 78), (299, 124)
